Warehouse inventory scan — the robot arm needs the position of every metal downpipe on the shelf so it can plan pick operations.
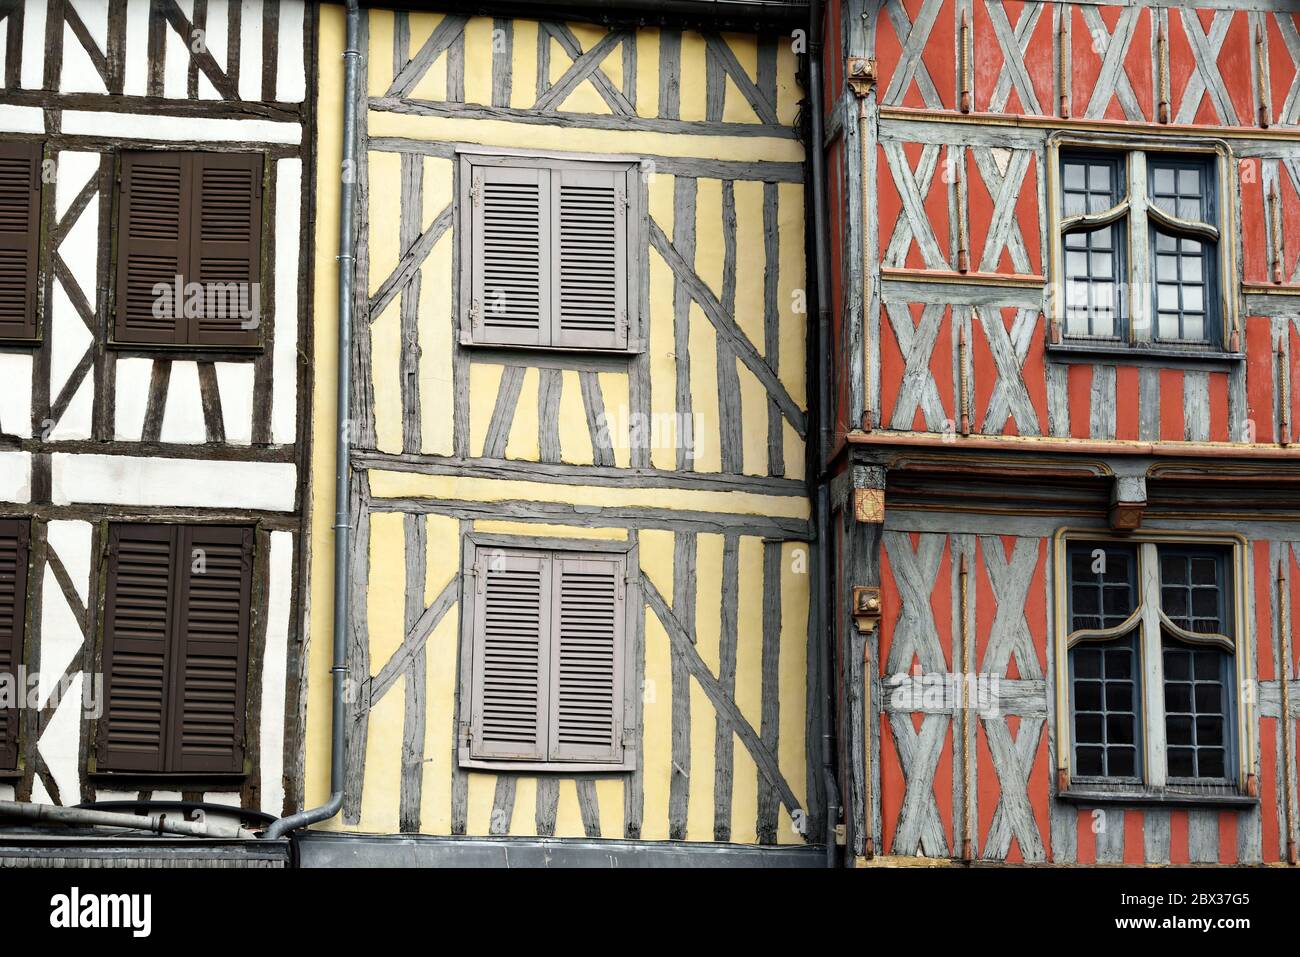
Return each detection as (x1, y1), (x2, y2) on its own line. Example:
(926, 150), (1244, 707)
(263, 0), (360, 841)
(807, 0), (840, 868)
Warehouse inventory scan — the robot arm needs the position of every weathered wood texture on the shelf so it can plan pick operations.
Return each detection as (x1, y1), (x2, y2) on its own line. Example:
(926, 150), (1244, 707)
(328, 8), (815, 846)
(0, 0), (315, 819)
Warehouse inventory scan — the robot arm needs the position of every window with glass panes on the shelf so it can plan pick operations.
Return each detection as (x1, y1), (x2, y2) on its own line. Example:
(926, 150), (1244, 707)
(1055, 146), (1223, 348)
(1063, 540), (1238, 790)
(1061, 154), (1125, 339)
(1067, 544), (1140, 780)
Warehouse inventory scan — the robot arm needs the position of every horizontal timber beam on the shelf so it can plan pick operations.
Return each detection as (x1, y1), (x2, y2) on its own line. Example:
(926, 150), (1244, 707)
(352, 452), (809, 497)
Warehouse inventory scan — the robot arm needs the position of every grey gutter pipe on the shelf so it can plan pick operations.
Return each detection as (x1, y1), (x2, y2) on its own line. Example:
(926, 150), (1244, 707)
(806, 0), (841, 869)
(0, 800), (259, 840)
(263, 0), (360, 840)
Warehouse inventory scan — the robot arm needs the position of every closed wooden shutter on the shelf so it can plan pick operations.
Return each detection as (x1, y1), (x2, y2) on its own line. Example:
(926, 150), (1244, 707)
(548, 555), (624, 763)
(465, 545), (627, 768)
(98, 523), (253, 775)
(470, 164), (551, 347)
(469, 549), (551, 761)
(551, 167), (628, 350)
(99, 524), (176, 772)
(0, 142), (41, 341)
(172, 526), (252, 774)
(115, 153), (187, 345)
(0, 520), (30, 770)
(188, 153), (262, 348)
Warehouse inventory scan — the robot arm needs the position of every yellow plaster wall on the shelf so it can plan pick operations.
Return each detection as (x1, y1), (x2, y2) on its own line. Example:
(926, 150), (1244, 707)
(308, 6), (813, 847)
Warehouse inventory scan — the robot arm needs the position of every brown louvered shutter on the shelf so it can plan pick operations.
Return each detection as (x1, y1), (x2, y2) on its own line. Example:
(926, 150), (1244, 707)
(548, 554), (624, 763)
(171, 526), (252, 774)
(0, 142), (41, 341)
(99, 524), (175, 772)
(115, 153), (187, 345)
(469, 549), (551, 761)
(470, 164), (550, 346)
(551, 166), (628, 351)
(0, 520), (30, 770)
(188, 153), (262, 347)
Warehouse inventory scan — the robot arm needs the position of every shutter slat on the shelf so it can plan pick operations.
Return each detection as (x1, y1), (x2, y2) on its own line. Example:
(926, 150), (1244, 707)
(471, 165), (550, 346)
(0, 520), (28, 769)
(552, 168), (627, 351)
(99, 525), (174, 772)
(469, 550), (550, 761)
(173, 526), (251, 774)
(547, 556), (624, 763)
(0, 143), (40, 340)
(189, 154), (262, 347)
(115, 154), (186, 345)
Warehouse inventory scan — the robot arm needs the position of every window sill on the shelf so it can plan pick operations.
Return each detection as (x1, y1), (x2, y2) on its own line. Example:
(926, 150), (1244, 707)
(459, 757), (634, 774)
(87, 771), (248, 789)
(107, 340), (264, 357)
(1046, 339), (1245, 366)
(0, 769), (22, 781)
(1059, 787), (1256, 809)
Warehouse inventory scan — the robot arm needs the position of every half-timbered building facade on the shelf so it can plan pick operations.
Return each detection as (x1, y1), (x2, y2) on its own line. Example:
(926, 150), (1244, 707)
(826, 0), (1300, 865)
(300, 0), (823, 865)
(0, 0), (314, 866)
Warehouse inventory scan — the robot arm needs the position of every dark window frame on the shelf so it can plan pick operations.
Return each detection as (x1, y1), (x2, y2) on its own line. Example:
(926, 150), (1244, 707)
(1060, 150), (1127, 341)
(1147, 155), (1220, 347)
(1048, 134), (1237, 356)
(1065, 542), (1142, 784)
(1156, 545), (1237, 787)
(110, 150), (267, 352)
(92, 522), (255, 780)
(456, 148), (644, 356)
(1058, 533), (1247, 798)
(456, 533), (638, 773)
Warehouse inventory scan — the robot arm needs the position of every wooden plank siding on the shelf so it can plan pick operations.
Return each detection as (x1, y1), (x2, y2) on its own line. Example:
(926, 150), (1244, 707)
(0, 0), (315, 822)
(305, 8), (817, 845)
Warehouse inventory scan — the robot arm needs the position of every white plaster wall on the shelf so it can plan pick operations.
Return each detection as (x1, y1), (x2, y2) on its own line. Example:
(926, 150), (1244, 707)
(37, 673), (83, 803)
(159, 360), (206, 444)
(276, 0), (306, 103)
(0, 451), (32, 503)
(198, 0), (230, 101)
(0, 104), (43, 133)
(122, 0), (150, 96)
(73, 0), (304, 104)
(50, 453), (297, 511)
(47, 283), (94, 441)
(19, 0), (45, 90)
(38, 521), (91, 708)
(60, 22), (107, 94)
(113, 357), (153, 442)
(215, 361), (255, 445)
(237, 0), (264, 102)
(260, 530), (292, 815)
(61, 111), (301, 144)
(273, 158), (301, 445)
(163, 0), (191, 101)
(0, 353), (33, 439)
